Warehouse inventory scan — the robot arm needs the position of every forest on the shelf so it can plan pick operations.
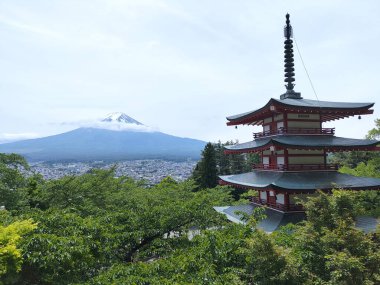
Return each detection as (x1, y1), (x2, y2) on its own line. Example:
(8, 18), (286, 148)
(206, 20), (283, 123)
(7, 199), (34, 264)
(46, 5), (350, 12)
(1, 119), (380, 284)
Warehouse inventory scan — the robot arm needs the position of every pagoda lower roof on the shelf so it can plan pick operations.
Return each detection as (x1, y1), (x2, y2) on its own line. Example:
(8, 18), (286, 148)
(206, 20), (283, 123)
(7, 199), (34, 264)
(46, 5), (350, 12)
(214, 204), (306, 232)
(219, 171), (380, 193)
(224, 135), (379, 154)
(226, 98), (374, 126)
(214, 204), (378, 233)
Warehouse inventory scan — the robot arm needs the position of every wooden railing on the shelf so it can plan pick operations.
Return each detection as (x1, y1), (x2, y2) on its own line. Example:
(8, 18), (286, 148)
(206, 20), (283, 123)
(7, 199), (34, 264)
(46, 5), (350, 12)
(253, 127), (335, 139)
(252, 163), (338, 171)
(250, 197), (304, 212)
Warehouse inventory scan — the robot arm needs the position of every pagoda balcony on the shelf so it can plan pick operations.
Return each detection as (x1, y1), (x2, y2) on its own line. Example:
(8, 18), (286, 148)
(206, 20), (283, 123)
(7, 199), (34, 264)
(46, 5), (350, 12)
(253, 163), (338, 171)
(253, 127), (335, 139)
(250, 197), (304, 212)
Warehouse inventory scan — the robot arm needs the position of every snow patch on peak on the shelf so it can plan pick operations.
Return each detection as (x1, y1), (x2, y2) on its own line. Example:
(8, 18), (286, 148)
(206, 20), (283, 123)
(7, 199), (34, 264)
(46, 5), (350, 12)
(87, 112), (156, 132)
(60, 113), (158, 132)
(102, 112), (143, 125)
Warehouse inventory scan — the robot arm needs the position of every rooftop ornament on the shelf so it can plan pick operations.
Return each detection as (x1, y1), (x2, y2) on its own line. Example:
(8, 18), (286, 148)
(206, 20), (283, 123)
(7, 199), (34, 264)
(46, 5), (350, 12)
(281, 13), (302, 100)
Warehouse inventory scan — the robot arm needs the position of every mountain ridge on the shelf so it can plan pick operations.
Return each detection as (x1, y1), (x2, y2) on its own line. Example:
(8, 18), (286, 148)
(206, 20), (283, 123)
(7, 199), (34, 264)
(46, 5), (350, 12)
(0, 127), (206, 162)
(0, 113), (206, 162)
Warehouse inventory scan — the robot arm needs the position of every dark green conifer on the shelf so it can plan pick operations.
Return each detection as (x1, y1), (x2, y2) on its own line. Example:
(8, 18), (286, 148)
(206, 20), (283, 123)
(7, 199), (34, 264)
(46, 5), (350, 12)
(193, 142), (218, 189)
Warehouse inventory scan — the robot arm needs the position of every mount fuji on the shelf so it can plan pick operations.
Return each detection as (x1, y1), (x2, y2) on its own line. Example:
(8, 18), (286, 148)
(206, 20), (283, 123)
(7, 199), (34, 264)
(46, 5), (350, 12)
(0, 113), (206, 162)
(102, 112), (143, 125)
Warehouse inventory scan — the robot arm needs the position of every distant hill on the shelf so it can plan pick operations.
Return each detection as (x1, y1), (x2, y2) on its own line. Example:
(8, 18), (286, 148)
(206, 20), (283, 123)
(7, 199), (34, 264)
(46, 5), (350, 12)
(0, 113), (206, 162)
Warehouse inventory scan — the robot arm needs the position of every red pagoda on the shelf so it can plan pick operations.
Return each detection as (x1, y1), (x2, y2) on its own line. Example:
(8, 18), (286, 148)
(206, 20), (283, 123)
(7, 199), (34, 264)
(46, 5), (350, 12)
(219, 14), (380, 213)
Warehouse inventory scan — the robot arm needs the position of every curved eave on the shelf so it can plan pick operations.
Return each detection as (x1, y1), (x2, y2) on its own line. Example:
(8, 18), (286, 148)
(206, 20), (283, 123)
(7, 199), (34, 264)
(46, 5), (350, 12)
(219, 171), (380, 194)
(225, 145), (380, 155)
(224, 136), (380, 154)
(220, 179), (380, 194)
(226, 99), (274, 126)
(226, 98), (375, 126)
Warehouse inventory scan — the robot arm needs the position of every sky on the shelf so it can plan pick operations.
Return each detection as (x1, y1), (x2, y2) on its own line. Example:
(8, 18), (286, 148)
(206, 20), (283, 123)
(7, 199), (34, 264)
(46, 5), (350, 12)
(0, 0), (379, 144)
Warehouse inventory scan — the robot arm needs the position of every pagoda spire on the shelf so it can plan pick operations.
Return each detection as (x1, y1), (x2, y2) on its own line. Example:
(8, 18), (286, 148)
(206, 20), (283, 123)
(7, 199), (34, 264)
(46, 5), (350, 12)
(281, 13), (302, 100)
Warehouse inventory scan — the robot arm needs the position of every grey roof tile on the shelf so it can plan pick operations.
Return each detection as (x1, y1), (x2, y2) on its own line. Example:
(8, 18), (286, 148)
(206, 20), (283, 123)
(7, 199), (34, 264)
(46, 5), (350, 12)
(220, 171), (380, 192)
(225, 136), (379, 151)
(215, 205), (378, 233)
(227, 98), (374, 122)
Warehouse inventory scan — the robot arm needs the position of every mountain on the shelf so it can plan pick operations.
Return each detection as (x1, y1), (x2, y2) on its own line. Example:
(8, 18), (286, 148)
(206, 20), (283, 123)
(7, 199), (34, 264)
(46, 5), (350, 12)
(0, 114), (206, 162)
(102, 112), (143, 125)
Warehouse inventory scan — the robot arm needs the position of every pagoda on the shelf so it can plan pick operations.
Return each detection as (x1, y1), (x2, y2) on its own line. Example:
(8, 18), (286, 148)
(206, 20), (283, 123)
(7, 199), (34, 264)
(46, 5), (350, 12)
(219, 14), (380, 213)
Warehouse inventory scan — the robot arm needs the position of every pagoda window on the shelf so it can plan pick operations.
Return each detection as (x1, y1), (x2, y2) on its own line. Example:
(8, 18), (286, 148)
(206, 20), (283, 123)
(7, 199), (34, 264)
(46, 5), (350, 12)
(288, 156), (324, 164)
(287, 120), (321, 128)
(260, 191), (267, 201)
(287, 113), (320, 120)
(288, 149), (324, 155)
(277, 156), (285, 165)
(276, 193), (285, 205)
(274, 113), (284, 121)
(263, 117), (273, 124)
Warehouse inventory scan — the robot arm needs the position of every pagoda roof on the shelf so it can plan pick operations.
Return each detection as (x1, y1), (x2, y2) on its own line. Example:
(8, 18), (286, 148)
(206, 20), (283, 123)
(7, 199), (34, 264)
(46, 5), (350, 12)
(219, 171), (380, 193)
(224, 135), (380, 154)
(226, 98), (374, 126)
(214, 204), (378, 233)
(214, 204), (306, 232)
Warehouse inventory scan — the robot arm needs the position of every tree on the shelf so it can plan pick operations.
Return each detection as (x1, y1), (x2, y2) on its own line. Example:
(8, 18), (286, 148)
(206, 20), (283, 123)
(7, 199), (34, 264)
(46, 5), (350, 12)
(288, 191), (380, 284)
(243, 153), (260, 172)
(214, 141), (231, 175)
(7, 168), (232, 284)
(329, 150), (376, 168)
(2, 152), (379, 284)
(366, 118), (380, 140)
(0, 218), (36, 284)
(192, 142), (218, 189)
(0, 153), (30, 211)
(195, 141), (260, 187)
(329, 118), (380, 167)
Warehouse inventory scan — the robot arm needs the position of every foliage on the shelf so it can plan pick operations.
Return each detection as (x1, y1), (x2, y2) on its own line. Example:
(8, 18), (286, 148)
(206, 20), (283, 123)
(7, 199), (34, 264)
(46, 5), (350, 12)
(0, 218), (36, 284)
(87, 223), (301, 285)
(289, 191), (380, 284)
(1, 162), (233, 284)
(0, 153), (30, 211)
(214, 140), (259, 175)
(1, 152), (379, 284)
(329, 150), (377, 168)
(339, 158), (380, 179)
(330, 118), (380, 167)
(366, 118), (380, 140)
(193, 141), (259, 190)
(192, 142), (218, 189)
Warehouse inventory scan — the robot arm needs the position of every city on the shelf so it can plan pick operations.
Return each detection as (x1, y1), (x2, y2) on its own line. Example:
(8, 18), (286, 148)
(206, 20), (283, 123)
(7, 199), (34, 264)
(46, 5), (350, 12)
(30, 159), (197, 184)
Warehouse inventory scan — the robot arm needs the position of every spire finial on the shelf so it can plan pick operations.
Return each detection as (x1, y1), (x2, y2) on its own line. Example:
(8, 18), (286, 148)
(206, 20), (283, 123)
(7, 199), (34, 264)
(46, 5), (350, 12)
(280, 13), (302, 100)
(284, 13), (292, 39)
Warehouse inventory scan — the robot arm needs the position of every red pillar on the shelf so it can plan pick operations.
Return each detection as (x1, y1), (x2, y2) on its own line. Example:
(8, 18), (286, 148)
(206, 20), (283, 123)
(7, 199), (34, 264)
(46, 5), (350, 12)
(284, 193), (290, 211)
(284, 112), (288, 130)
(284, 149), (289, 170)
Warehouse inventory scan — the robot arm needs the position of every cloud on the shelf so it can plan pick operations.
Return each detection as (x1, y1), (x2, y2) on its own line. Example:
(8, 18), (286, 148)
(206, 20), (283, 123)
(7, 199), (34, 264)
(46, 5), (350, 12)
(60, 119), (158, 132)
(0, 132), (40, 143)
(89, 121), (158, 132)
(0, 15), (63, 39)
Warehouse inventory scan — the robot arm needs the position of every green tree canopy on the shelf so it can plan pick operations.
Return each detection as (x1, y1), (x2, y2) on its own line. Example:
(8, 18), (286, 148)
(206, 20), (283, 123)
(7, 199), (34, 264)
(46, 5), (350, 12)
(0, 218), (36, 284)
(192, 142), (218, 189)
